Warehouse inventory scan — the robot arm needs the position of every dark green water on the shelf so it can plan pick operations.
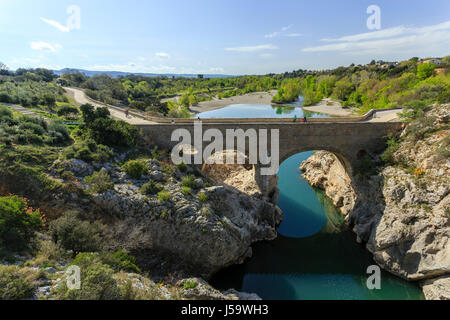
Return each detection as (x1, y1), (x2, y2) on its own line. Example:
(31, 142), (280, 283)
(210, 152), (424, 300)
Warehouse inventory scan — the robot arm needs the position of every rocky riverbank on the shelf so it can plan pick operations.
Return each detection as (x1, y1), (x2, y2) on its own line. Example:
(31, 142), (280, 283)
(299, 104), (450, 299)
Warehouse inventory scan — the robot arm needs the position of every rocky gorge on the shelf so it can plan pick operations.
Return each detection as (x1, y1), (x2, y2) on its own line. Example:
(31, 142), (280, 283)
(299, 104), (450, 299)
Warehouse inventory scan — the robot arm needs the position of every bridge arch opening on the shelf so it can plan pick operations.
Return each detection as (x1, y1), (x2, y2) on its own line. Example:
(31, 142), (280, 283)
(275, 150), (356, 238)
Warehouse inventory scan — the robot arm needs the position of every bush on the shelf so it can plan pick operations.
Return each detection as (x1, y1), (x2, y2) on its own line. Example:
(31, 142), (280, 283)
(183, 281), (197, 290)
(101, 250), (141, 274)
(381, 135), (400, 165)
(181, 174), (196, 189)
(49, 211), (104, 257)
(140, 180), (162, 195)
(0, 196), (42, 254)
(47, 120), (71, 144)
(0, 266), (36, 300)
(57, 263), (122, 300)
(198, 192), (208, 204)
(123, 160), (147, 179)
(80, 104), (140, 148)
(19, 122), (45, 135)
(63, 138), (113, 163)
(84, 169), (114, 193)
(71, 251), (140, 274)
(57, 105), (79, 118)
(157, 191), (171, 202)
(181, 186), (191, 196)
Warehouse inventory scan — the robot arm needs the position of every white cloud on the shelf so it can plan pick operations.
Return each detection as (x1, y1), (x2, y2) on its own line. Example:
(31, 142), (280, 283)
(30, 41), (62, 53)
(225, 44), (278, 52)
(265, 24), (298, 38)
(155, 52), (170, 59)
(40, 17), (70, 32)
(302, 20), (450, 55)
(321, 21), (450, 43)
(264, 31), (281, 38)
(286, 33), (302, 37)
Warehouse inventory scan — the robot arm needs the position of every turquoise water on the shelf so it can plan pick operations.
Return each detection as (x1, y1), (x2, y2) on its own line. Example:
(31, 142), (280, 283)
(196, 96), (329, 119)
(210, 152), (424, 300)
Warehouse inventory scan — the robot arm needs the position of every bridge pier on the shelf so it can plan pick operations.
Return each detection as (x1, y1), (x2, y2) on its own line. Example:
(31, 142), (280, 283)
(254, 165), (279, 204)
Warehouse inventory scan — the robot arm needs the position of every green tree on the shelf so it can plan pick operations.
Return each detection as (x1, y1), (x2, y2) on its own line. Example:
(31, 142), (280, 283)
(332, 79), (354, 101)
(417, 63), (436, 80)
(0, 196), (42, 254)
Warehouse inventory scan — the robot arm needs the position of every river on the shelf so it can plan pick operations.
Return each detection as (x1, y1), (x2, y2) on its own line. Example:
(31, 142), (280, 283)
(200, 101), (424, 300)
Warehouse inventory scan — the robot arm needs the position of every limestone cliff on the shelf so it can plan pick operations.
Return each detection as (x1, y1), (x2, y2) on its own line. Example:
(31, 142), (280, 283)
(299, 104), (450, 300)
(48, 156), (282, 279)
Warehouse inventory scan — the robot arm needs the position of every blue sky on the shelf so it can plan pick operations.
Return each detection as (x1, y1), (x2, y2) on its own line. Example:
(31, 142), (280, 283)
(1, 0), (449, 75)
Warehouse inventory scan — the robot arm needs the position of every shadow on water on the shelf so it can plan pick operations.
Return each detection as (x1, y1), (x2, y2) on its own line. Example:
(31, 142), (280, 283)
(210, 152), (424, 300)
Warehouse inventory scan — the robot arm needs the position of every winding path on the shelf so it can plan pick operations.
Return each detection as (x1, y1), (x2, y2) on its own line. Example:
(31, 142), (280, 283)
(64, 87), (155, 125)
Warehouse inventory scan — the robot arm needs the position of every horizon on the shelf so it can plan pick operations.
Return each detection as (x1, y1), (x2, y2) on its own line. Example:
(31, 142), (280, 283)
(1, 0), (450, 75)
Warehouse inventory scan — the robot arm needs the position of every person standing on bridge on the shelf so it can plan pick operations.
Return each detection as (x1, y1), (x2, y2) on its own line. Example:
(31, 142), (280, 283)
(303, 116), (307, 123)
(125, 109), (129, 119)
(293, 115), (297, 122)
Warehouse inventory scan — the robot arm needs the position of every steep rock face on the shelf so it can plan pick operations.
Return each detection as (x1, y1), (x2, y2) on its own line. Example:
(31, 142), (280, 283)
(299, 104), (450, 299)
(300, 151), (356, 216)
(51, 158), (282, 278)
(421, 276), (450, 300)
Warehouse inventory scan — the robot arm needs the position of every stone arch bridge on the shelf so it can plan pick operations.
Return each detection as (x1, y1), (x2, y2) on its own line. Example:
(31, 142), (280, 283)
(138, 121), (403, 203)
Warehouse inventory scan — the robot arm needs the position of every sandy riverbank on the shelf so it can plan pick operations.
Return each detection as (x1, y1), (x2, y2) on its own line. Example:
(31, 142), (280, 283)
(189, 91), (277, 113)
(302, 98), (353, 116)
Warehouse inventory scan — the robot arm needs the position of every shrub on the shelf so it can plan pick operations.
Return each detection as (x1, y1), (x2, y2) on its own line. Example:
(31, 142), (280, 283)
(47, 120), (71, 144)
(157, 191), (171, 202)
(80, 104), (139, 148)
(198, 192), (208, 204)
(0, 266), (36, 300)
(381, 135), (400, 165)
(181, 174), (196, 189)
(181, 186), (191, 196)
(101, 250), (141, 274)
(57, 105), (79, 118)
(63, 138), (113, 163)
(0, 196), (42, 255)
(123, 160), (147, 180)
(19, 122), (45, 135)
(84, 169), (114, 193)
(140, 180), (162, 195)
(183, 281), (197, 290)
(57, 263), (122, 300)
(49, 211), (104, 257)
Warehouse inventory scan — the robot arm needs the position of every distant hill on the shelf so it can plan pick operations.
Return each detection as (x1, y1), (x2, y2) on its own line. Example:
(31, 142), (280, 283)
(53, 68), (236, 79)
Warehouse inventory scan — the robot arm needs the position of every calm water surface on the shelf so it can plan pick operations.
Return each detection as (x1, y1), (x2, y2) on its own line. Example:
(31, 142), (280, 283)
(196, 96), (328, 119)
(210, 152), (424, 300)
